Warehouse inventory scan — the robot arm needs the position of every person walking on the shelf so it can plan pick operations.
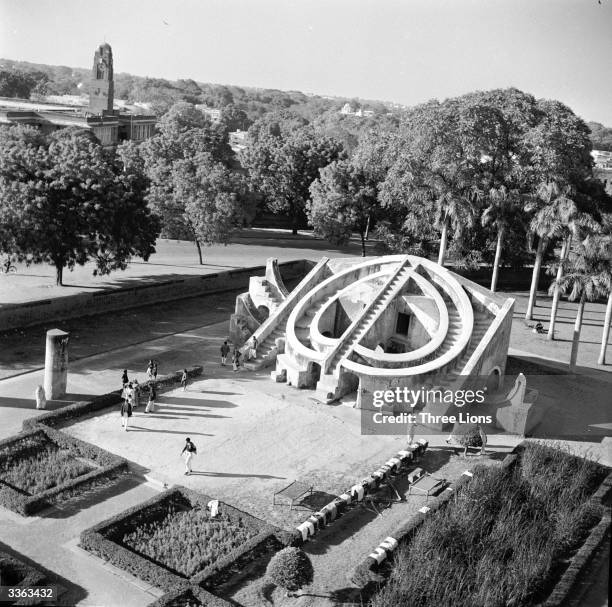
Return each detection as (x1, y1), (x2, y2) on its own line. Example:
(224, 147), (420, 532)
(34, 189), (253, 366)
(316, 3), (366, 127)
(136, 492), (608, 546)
(249, 335), (258, 360)
(181, 437), (197, 475)
(146, 360), (154, 380)
(121, 369), (129, 387)
(152, 360), (158, 380)
(120, 398), (133, 431)
(145, 383), (156, 413)
(232, 347), (242, 372)
(220, 341), (230, 366)
(181, 368), (188, 391)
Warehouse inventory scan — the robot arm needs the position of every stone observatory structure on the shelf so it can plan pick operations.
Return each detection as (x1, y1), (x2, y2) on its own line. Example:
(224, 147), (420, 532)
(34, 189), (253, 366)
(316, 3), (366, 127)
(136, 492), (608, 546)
(231, 256), (515, 410)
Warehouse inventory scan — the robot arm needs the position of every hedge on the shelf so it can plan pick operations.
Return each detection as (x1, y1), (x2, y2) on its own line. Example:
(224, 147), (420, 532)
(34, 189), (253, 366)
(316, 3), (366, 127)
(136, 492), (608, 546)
(0, 549), (66, 606)
(147, 585), (233, 607)
(0, 428), (127, 516)
(80, 486), (290, 594)
(23, 366), (203, 432)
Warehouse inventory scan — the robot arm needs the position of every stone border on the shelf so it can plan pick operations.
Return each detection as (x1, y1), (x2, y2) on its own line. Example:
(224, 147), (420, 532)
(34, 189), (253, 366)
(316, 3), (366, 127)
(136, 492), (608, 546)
(0, 260), (309, 332)
(294, 439), (430, 544)
(0, 427), (128, 516)
(79, 486), (293, 595)
(540, 469), (612, 607)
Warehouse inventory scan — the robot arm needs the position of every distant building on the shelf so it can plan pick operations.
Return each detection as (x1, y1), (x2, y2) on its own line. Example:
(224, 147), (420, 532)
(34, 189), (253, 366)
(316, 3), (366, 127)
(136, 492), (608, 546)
(339, 103), (374, 118)
(195, 104), (222, 123)
(229, 129), (247, 153)
(592, 149), (612, 195)
(0, 43), (156, 147)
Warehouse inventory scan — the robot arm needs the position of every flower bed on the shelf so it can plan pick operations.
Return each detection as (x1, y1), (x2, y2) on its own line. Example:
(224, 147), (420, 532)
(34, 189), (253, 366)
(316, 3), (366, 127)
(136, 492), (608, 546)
(0, 428), (127, 516)
(0, 432), (93, 495)
(80, 486), (292, 595)
(369, 443), (609, 607)
(123, 500), (260, 577)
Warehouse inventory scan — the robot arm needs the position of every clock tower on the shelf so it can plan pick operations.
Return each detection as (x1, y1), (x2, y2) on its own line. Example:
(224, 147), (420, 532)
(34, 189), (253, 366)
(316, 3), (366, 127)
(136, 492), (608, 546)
(89, 43), (114, 114)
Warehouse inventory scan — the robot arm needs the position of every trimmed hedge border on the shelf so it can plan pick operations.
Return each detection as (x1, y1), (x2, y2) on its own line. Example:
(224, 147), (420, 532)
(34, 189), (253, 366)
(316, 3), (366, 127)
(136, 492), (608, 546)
(80, 485), (293, 595)
(0, 550), (47, 605)
(0, 427), (127, 516)
(147, 585), (232, 607)
(22, 366), (203, 432)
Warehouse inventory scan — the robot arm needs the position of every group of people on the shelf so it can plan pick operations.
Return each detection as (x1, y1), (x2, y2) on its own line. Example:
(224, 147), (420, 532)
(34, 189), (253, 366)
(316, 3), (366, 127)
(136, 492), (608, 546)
(119, 366), (158, 430)
(221, 336), (257, 371)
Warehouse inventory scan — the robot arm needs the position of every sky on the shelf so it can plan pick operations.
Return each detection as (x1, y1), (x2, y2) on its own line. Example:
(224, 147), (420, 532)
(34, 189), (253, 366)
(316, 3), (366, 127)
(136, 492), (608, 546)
(1, 0), (611, 124)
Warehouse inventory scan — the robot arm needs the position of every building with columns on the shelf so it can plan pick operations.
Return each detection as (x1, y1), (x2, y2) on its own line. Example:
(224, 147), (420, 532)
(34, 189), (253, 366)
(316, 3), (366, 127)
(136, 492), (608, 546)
(0, 43), (157, 147)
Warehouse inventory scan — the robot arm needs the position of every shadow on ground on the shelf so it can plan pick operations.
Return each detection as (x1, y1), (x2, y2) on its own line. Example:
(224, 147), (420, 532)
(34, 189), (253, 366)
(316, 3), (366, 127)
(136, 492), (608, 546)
(0, 539), (88, 606)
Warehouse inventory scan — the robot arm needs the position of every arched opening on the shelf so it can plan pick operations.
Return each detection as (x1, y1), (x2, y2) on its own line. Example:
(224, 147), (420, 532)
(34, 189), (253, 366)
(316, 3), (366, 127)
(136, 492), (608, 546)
(256, 305), (270, 322)
(486, 367), (502, 393)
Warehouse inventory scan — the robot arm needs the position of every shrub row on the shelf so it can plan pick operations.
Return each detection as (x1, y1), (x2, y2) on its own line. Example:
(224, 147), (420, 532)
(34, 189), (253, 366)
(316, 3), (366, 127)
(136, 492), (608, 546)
(147, 585), (233, 607)
(0, 548), (66, 606)
(23, 366), (203, 432)
(0, 428), (127, 516)
(80, 486), (292, 594)
(350, 451), (520, 590)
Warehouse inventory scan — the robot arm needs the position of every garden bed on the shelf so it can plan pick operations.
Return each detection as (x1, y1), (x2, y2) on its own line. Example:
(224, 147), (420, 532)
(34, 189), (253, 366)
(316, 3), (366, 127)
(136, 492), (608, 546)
(0, 428), (127, 516)
(80, 486), (293, 595)
(368, 442), (609, 607)
(0, 548), (67, 606)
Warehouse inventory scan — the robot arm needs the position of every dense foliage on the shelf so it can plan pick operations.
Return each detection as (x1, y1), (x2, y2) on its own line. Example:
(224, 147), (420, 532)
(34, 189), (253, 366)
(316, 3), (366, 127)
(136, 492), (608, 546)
(0, 434), (93, 494)
(265, 547), (314, 593)
(122, 503), (259, 577)
(372, 443), (606, 607)
(0, 125), (161, 285)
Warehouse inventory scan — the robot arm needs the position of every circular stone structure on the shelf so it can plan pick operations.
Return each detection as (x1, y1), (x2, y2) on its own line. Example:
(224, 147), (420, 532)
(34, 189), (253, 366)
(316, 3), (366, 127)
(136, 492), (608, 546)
(231, 256), (515, 413)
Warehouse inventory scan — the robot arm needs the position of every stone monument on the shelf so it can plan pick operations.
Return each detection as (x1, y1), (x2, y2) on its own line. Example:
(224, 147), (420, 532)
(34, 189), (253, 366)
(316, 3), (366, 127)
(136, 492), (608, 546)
(44, 329), (69, 399)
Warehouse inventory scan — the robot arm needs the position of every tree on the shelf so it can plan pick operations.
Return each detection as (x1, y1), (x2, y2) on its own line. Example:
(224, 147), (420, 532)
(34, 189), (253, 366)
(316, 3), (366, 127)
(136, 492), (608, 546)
(0, 126), (160, 285)
(266, 547), (313, 597)
(141, 102), (238, 262)
(243, 125), (344, 234)
(172, 152), (250, 263)
(307, 159), (379, 256)
(597, 220), (612, 365)
(553, 236), (612, 371)
(481, 186), (523, 291)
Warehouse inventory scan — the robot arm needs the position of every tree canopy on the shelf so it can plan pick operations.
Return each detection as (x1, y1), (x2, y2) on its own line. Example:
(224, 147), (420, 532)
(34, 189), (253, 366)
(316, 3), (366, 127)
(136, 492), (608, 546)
(0, 125), (160, 285)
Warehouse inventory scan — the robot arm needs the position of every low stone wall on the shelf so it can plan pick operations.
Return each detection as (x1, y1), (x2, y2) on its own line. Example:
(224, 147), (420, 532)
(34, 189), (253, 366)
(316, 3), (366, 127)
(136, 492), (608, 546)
(0, 260), (309, 332)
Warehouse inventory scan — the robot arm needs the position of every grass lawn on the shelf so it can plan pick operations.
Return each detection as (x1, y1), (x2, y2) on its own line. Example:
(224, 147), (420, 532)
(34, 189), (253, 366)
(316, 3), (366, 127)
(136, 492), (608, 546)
(0, 434), (94, 495)
(372, 443), (606, 607)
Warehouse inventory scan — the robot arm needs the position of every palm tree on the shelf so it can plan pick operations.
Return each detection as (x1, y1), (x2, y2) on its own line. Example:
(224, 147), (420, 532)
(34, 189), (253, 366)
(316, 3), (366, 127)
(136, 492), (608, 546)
(546, 196), (598, 340)
(427, 172), (480, 267)
(596, 232), (612, 365)
(554, 236), (612, 371)
(481, 186), (522, 292)
(525, 182), (573, 322)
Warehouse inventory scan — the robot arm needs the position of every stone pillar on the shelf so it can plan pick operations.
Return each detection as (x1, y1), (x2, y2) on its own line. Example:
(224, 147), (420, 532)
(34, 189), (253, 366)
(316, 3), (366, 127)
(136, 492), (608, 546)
(44, 329), (69, 399)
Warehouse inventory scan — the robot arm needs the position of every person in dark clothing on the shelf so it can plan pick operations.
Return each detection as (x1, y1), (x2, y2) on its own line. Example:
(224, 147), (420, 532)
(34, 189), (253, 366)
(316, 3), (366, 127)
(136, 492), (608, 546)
(121, 369), (129, 386)
(181, 437), (197, 475)
(120, 399), (132, 431)
(145, 383), (156, 413)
